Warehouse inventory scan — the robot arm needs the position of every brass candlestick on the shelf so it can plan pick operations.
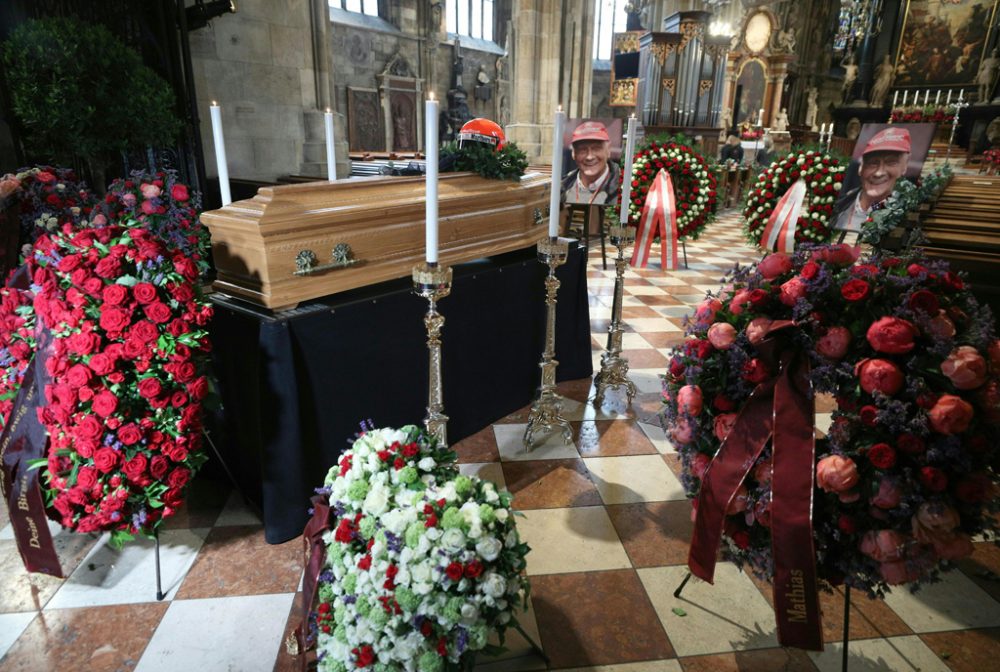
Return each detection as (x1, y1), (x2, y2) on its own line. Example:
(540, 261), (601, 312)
(524, 236), (573, 449)
(594, 225), (638, 407)
(413, 262), (453, 447)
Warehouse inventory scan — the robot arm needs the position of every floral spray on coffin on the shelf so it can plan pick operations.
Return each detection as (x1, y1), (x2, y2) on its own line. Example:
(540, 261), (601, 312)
(663, 244), (1000, 650)
(297, 425), (534, 671)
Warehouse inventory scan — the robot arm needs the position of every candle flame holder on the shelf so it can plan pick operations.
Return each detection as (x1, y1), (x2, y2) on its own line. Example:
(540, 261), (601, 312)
(413, 262), (452, 447)
(945, 99), (969, 164)
(524, 237), (573, 449)
(594, 225), (638, 407)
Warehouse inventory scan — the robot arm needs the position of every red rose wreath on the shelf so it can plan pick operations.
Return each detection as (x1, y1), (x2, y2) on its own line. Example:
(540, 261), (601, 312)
(625, 137), (718, 240)
(742, 150), (846, 249)
(0, 222), (213, 546)
(664, 244), (1000, 645)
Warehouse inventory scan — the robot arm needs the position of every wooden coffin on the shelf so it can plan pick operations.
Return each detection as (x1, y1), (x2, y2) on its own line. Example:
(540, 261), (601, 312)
(201, 171), (551, 310)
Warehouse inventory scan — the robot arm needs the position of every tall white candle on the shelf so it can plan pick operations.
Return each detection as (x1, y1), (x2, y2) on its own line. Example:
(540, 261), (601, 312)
(946, 90), (952, 104)
(548, 105), (566, 238)
(935, 90), (941, 105)
(209, 101), (232, 206)
(424, 93), (439, 264)
(620, 115), (637, 225)
(958, 89), (964, 102)
(759, 108), (765, 126)
(893, 91), (899, 107)
(324, 108), (336, 181)
(925, 89), (931, 105)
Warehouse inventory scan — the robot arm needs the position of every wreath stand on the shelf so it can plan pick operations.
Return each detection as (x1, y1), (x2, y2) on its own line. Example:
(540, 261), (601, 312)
(673, 571), (853, 671)
(151, 429), (238, 601)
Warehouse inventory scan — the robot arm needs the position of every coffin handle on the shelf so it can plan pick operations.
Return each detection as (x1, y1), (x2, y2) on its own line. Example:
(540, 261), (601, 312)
(293, 243), (360, 276)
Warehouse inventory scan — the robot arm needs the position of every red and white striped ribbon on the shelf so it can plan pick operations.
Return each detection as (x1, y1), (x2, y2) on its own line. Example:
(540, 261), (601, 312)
(760, 179), (806, 253)
(631, 169), (678, 269)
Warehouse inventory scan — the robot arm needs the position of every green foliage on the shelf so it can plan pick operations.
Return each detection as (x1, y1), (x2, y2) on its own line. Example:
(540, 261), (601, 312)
(440, 141), (529, 181)
(1, 17), (182, 163)
(860, 165), (954, 245)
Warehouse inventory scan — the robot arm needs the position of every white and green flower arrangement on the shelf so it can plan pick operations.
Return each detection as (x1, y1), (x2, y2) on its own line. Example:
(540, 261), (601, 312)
(312, 425), (530, 672)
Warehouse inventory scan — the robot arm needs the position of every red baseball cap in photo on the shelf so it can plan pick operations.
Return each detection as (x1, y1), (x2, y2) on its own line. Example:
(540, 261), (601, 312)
(862, 127), (911, 155)
(571, 121), (610, 144)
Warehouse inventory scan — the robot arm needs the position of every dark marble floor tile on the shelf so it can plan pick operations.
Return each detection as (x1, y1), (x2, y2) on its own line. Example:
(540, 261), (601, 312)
(607, 500), (695, 568)
(573, 420), (658, 457)
(919, 627), (1000, 672)
(501, 459), (603, 510)
(679, 648), (818, 671)
(176, 526), (302, 599)
(454, 425), (501, 463)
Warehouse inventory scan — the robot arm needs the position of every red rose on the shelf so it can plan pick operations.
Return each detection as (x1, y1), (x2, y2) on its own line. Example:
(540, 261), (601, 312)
(167, 467), (190, 489)
(67, 331), (101, 356)
(94, 256), (121, 279)
(144, 302), (173, 324)
(837, 514), (857, 534)
(171, 391), (188, 408)
(743, 358), (770, 384)
(99, 307), (131, 333)
(187, 376), (209, 401)
(65, 364), (93, 389)
(816, 326), (851, 360)
(800, 261), (820, 280)
(170, 183), (190, 201)
(445, 562), (463, 581)
(167, 318), (190, 337)
(942, 272), (964, 291)
(907, 263), (927, 277)
(170, 283), (195, 303)
(149, 455), (170, 479)
(117, 423), (143, 445)
(758, 252), (793, 280)
(841, 279), (870, 302)
(907, 290), (939, 314)
(171, 361), (197, 383)
(133, 283), (158, 304)
(859, 405), (878, 426)
(919, 467), (948, 492)
(58, 255), (82, 272)
(855, 358), (905, 396)
(138, 377), (163, 399)
(76, 466), (98, 489)
(102, 284), (129, 306)
(748, 288), (769, 307)
(93, 447), (119, 474)
(866, 317), (917, 355)
(122, 338), (148, 360)
(464, 560), (484, 578)
(122, 454), (148, 482)
(87, 353), (115, 376)
(91, 390), (119, 418)
(867, 443), (897, 469)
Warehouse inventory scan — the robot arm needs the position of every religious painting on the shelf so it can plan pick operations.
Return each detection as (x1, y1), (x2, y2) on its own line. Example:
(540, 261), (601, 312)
(894, 0), (999, 87)
(389, 91), (416, 152)
(734, 59), (766, 125)
(347, 87), (384, 152)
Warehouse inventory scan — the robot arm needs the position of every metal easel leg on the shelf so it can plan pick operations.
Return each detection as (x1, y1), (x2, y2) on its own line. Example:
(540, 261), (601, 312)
(842, 585), (851, 672)
(513, 622), (550, 665)
(154, 528), (165, 601)
(682, 240), (689, 269)
(673, 571), (692, 598)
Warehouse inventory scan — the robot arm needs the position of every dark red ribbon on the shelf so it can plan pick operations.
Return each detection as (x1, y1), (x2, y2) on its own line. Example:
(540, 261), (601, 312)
(688, 320), (822, 651)
(293, 495), (333, 666)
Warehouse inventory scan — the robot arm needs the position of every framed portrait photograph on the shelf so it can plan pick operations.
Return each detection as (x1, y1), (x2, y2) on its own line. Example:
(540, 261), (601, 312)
(894, 0), (999, 88)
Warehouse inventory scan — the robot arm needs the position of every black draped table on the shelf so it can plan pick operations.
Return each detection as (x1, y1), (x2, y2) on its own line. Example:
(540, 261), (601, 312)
(208, 242), (592, 543)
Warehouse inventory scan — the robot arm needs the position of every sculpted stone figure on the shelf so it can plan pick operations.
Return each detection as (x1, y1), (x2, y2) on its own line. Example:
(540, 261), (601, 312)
(977, 49), (999, 103)
(805, 87), (818, 130)
(842, 53), (859, 102)
(870, 55), (894, 108)
(772, 108), (789, 132)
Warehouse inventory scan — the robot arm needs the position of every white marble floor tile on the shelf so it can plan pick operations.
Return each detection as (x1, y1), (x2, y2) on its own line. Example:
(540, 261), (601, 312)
(654, 306), (694, 318)
(638, 564), (780, 657)
(46, 528), (208, 609)
(620, 332), (657, 350)
(638, 421), (674, 454)
(0, 612), (35, 659)
(494, 424), (580, 462)
(459, 462), (508, 489)
(645, 276), (693, 286)
(587, 277), (617, 287)
(882, 569), (1000, 632)
(692, 284), (724, 294)
(583, 455), (686, 504)
(515, 506), (631, 576)
(808, 635), (950, 672)
(596, 295), (646, 308)
(624, 285), (667, 296)
(630, 369), (667, 394)
(213, 490), (263, 527)
(134, 592), (294, 672)
(627, 318), (682, 333)
(561, 398), (630, 422)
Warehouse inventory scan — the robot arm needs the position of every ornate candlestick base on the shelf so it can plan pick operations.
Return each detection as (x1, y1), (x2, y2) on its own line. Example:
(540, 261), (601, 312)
(413, 262), (453, 447)
(594, 225), (638, 407)
(524, 237), (573, 449)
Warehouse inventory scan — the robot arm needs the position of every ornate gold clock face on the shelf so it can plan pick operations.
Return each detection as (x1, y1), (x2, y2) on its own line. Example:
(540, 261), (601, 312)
(744, 12), (771, 53)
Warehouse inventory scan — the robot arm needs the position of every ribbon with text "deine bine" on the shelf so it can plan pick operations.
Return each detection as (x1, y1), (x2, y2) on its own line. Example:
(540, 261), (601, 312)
(631, 169), (679, 269)
(687, 320), (822, 651)
(760, 179), (807, 253)
(0, 272), (63, 577)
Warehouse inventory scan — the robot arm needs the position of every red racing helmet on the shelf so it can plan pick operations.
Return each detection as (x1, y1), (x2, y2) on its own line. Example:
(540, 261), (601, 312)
(457, 118), (506, 150)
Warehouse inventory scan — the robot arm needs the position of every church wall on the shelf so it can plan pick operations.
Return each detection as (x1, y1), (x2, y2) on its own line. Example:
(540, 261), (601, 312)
(188, 0), (313, 181)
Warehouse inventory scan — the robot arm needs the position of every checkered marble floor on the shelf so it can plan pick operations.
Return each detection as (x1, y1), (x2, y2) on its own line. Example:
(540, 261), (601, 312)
(3, 210), (1000, 671)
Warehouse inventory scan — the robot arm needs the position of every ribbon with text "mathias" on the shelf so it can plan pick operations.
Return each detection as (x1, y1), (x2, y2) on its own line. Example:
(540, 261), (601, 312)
(687, 320), (822, 651)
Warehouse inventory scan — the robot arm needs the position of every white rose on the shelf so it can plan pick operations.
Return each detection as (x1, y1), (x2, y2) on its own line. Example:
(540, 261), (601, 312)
(441, 528), (466, 551)
(476, 537), (503, 561)
(495, 508), (509, 523)
(411, 561), (432, 583)
(482, 572), (507, 598)
(362, 484), (390, 517)
(460, 603), (480, 625)
(505, 530), (519, 548)
(418, 457), (437, 471)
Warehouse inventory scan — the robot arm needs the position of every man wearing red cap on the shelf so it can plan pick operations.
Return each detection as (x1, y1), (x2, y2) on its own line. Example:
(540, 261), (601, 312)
(561, 120), (621, 205)
(833, 127), (911, 239)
